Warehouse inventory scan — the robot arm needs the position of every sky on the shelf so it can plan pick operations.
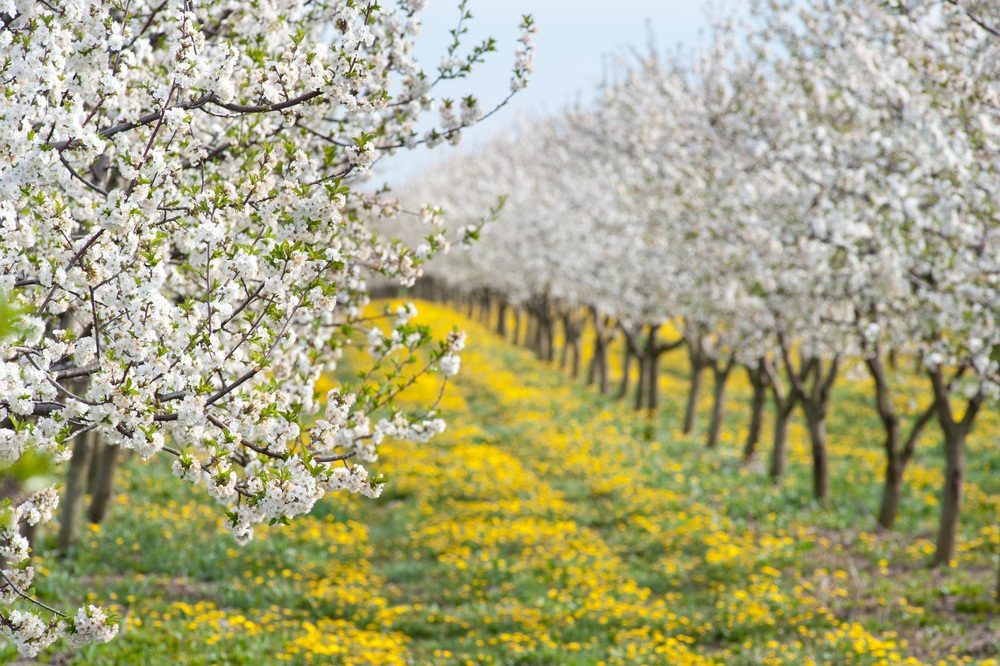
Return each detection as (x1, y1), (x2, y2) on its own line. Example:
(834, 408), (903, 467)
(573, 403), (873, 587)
(374, 0), (731, 186)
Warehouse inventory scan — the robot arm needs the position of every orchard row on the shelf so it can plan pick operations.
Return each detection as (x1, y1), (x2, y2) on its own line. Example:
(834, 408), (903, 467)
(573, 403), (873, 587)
(404, 0), (999, 571)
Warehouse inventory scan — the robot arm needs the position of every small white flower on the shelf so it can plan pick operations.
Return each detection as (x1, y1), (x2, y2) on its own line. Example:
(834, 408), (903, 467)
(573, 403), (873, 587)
(439, 353), (461, 377)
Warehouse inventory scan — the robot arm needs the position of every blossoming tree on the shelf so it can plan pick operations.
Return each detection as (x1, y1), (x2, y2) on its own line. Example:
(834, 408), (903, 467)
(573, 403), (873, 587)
(0, 0), (534, 655)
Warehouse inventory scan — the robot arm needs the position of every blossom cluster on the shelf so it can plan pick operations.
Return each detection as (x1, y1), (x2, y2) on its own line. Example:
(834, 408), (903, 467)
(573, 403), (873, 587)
(1, 491), (118, 656)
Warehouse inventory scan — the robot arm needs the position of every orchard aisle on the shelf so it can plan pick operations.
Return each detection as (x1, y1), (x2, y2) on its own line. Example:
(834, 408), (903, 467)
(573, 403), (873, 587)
(31, 302), (996, 665)
(338, 301), (997, 666)
(361, 303), (714, 664)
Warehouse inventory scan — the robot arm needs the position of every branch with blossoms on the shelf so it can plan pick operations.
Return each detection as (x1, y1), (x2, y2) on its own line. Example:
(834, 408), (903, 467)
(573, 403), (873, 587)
(1, 490), (119, 656)
(166, 301), (467, 543)
(940, 0), (1000, 40)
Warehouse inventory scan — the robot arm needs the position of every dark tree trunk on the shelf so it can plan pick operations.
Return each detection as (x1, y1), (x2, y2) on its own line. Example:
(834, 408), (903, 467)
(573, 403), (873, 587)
(871, 353), (903, 528)
(537, 317), (545, 358)
(767, 361), (797, 482)
(618, 342), (633, 400)
(769, 405), (792, 482)
(86, 437), (100, 493)
(934, 423), (965, 567)
(681, 332), (709, 434)
(800, 356), (839, 503)
(512, 308), (522, 346)
(586, 311), (612, 394)
(867, 353), (936, 530)
(559, 321), (570, 369)
(532, 299), (553, 362)
(88, 441), (119, 524)
(479, 293), (491, 325)
(646, 351), (660, 413)
(597, 340), (609, 395)
(743, 360), (768, 461)
(878, 454), (904, 530)
(706, 358), (734, 449)
(497, 302), (508, 337)
(645, 325), (661, 414)
(587, 336), (602, 386)
(683, 362), (703, 435)
(634, 350), (647, 412)
(927, 368), (983, 567)
(542, 316), (555, 362)
(562, 313), (584, 379)
(58, 430), (95, 555)
(530, 311), (542, 357)
(598, 317), (614, 395)
(570, 335), (581, 379)
(559, 313), (582, 373)
(805, 406), (829, 502)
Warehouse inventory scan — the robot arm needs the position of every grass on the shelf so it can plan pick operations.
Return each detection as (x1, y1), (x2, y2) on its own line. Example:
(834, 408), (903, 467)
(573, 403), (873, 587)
(7, 301), (998, 665)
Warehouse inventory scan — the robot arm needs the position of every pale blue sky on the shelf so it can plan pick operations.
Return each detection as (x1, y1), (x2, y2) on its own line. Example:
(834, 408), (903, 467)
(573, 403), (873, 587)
(376, 0), (731, 185)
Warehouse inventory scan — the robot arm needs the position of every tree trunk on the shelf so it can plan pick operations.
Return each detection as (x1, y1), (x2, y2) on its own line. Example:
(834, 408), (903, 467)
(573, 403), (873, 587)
(497, 302), (508, 338)
(924, 367), (983, 567)
(618, 343), (632, 400)
(706, 360), (733, 449)
(805, 407), (829, 502)
(57, 430), (95, 555)
(769, 405), (792, 482)
(683, 362), (703, 435)
(88, 441), (119, 524)
(867, 353), (936, 531)
(646, 352), (660, 414)
(512, 308), (521, 346)
(743, 362), (767, 461)
(764, 351), (802, 484)
(587, 336), (602, 386)
(533, 308), (551, 361)
(645, 326), (661, 415)
(530, 313), (542, 357)
(597, 336), (610, 395)
(933, 424), (965, 567)
(86, 438), (101, 493)
(634, 351), (647, 412)
(558, 314), (580, 373)
(559, 320), (570, 369)
(570, 335), (581, 379)
(878, 453), (904, 530)
(543, 317), (555, 362)
(537, 316), (546, 359)
(480, 294), (491, 325)
(800, 356), (839, 502)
